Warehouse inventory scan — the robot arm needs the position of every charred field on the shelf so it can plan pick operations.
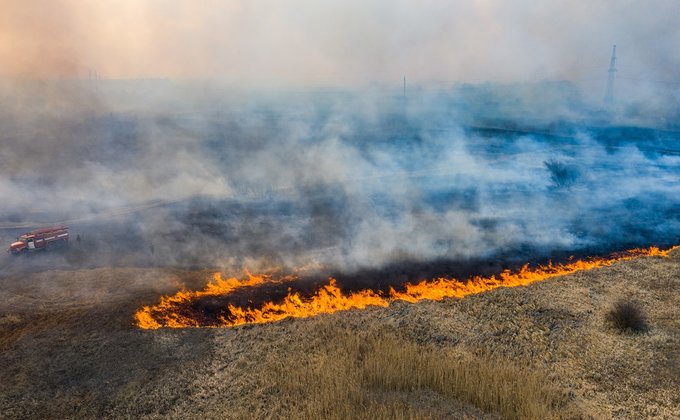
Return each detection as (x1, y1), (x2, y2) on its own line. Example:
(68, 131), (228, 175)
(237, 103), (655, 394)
(1, 247), (680, 418)
(1, 84), (680, 418)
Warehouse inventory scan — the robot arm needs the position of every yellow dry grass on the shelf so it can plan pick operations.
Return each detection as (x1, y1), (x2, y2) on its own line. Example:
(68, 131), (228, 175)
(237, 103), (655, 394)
(245, 323), (576, 420)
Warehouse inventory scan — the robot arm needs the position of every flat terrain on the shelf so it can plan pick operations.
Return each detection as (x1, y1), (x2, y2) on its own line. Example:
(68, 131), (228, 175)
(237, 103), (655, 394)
(1, 250), (679, 419)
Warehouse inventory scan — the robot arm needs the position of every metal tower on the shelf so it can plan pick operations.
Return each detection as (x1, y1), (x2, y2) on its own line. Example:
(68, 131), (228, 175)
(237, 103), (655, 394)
(604, 45), (617, 103)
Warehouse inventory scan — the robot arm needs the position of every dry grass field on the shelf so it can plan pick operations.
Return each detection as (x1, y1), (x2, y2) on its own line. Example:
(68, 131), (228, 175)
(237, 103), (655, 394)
(1, 249), (679, 419)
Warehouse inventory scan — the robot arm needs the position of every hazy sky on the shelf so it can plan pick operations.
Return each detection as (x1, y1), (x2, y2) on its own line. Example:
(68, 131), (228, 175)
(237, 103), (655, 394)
(1, 0), (678, 85)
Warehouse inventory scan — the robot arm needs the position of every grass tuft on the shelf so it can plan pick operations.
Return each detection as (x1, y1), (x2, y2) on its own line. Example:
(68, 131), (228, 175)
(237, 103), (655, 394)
(607, 299), (648, 333)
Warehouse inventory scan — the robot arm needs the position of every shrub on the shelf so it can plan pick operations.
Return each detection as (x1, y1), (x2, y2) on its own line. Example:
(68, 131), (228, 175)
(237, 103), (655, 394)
(544, 159), (579, 188)
(606, 299), (648, 333)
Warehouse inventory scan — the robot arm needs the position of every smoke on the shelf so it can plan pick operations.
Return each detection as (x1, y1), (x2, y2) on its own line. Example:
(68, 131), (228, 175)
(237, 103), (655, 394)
(2, 1), (680, 89)
(1, 2), (679, 276)
(2, 81), (679, 276)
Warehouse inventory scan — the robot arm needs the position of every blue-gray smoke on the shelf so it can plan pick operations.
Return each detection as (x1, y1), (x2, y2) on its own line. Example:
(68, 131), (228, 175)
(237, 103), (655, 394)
(0, 80), (679, 275)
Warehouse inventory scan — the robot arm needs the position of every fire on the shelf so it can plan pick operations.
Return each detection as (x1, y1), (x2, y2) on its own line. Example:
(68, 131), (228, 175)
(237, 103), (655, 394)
(135, 246), (677, 329)
(135, 271), (299, 329)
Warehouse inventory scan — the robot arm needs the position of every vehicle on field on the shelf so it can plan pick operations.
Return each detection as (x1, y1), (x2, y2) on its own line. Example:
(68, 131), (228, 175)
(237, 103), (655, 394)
(7, 226), (69, 254)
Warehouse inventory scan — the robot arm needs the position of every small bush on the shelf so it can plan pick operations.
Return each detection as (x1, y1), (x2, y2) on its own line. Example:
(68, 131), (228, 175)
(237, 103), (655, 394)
(544, 159), (579, 188)
(606, 300), (648, 333)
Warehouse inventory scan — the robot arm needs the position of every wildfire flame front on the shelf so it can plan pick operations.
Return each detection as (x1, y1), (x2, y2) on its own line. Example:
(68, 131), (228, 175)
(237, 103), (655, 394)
(135, 246), (677, 329)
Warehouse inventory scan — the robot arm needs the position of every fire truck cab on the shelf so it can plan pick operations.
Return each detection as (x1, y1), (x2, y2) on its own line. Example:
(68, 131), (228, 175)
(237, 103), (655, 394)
(8, 226), (69, 254)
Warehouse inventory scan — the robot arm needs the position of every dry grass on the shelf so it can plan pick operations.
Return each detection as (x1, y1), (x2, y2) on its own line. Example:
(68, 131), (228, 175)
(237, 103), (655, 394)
(361, 335), (564, 419)
(254, 325), (574, 419)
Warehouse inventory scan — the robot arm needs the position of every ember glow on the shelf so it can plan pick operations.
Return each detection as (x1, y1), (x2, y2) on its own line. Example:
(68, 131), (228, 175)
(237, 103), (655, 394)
(135, 246), (677, 329)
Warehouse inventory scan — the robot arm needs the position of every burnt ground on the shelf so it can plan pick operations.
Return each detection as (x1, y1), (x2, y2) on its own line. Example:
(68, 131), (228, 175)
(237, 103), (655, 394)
(0, 249), (678, 418)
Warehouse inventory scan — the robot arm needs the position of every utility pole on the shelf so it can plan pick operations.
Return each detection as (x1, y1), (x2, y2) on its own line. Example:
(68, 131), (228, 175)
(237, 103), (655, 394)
(604, 45), (617, 104)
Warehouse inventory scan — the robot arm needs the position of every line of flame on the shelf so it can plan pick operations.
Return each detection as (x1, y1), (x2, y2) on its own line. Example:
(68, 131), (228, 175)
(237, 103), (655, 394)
(135, 246), (677, 329)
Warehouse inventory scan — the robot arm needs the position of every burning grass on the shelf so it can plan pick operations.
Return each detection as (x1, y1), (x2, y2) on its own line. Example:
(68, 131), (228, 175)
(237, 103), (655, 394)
(135, 245), (677, 329)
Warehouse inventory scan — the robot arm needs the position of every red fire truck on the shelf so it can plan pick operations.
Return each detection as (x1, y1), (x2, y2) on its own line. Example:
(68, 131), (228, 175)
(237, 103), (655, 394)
(7, 226), (69, 254)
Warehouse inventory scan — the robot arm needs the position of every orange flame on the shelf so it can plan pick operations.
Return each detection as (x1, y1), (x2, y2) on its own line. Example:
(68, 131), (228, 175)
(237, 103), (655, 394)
(135, 246), (677, 329)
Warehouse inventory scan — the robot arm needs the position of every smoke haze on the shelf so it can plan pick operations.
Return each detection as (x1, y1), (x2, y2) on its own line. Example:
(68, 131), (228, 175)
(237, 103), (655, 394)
(1, 1), (679, 277)
(2, 1), (680, 87)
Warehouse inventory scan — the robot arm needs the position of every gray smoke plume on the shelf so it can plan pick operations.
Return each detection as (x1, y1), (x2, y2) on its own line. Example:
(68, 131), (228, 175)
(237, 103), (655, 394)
(1, 80), (679, 276)
(1, 1), (679, 276)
